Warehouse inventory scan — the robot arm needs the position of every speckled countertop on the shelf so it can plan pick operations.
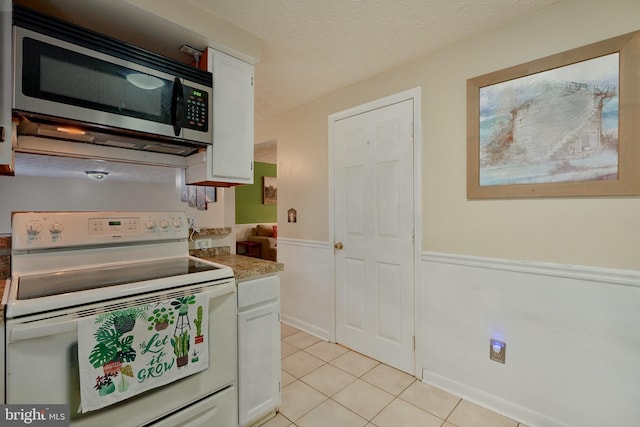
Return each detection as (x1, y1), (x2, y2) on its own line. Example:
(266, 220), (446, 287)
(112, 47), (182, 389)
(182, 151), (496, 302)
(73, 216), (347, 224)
(0, 235), (10, 279)
(195, 254), (284, 281)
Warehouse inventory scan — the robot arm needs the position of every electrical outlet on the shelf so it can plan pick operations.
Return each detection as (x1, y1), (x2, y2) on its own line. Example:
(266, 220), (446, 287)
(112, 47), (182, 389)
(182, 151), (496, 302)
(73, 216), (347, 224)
(195, 238), (212, 249)
(490, 339), (506, 363)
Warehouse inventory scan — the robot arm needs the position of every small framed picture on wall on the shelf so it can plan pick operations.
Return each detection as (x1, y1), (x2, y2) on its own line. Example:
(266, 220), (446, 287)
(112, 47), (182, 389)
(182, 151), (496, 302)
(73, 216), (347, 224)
(263, 176), (277, 205)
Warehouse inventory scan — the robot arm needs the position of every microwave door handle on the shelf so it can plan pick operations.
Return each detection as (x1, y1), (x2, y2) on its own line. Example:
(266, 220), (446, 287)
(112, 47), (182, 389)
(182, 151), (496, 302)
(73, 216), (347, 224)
(171, 77), (185, 136)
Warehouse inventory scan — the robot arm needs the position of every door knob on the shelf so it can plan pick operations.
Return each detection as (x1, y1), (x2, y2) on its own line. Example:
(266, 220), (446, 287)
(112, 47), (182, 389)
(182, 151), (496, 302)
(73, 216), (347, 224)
(334, 242), (344, 250)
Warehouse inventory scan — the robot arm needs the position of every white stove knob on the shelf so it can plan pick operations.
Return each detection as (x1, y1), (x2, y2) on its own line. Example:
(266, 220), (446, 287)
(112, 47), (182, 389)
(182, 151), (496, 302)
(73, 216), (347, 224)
(27, 223), (42, 235)
(145, 220), (155, 230)
(49, 223), (64, 234)
(172, 218), (183, 229)
(159, 220), (169, 229)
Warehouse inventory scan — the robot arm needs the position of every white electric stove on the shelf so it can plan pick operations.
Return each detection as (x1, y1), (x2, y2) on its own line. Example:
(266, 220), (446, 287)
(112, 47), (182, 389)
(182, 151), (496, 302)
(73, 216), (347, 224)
(5, 211), (238, 426)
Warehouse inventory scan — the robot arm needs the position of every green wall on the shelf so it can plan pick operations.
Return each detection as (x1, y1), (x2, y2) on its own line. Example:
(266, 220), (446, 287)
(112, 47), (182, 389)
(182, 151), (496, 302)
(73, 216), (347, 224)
(235, 162), (277, 224)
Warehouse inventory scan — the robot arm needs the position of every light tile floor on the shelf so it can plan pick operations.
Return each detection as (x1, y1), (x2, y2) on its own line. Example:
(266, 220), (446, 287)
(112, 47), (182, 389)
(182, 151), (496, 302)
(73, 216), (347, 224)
(262, 323), (529, 427)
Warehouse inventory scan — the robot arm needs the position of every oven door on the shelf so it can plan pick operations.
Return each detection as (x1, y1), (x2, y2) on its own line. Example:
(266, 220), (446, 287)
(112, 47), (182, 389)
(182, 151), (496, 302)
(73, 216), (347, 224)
(5, 279), (236, 427)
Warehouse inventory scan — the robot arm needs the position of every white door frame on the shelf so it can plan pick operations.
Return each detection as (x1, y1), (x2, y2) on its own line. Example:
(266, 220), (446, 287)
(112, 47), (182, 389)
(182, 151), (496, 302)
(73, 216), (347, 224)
(328, 87), (422, 378)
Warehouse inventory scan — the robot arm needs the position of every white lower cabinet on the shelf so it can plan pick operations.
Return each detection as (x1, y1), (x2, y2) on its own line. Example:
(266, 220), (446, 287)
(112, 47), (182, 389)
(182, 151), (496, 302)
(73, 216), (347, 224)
(237, 275), (281, 426)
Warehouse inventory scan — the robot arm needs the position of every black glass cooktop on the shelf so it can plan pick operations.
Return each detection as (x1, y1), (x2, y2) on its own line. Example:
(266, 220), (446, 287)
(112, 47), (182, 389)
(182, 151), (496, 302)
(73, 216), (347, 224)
(17, 257), (223, 299)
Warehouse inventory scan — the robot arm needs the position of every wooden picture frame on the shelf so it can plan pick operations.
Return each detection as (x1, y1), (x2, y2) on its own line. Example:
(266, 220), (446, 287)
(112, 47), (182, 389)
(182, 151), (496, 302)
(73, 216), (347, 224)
(467, 31), (640, 199)
(263, 176), (277, 205)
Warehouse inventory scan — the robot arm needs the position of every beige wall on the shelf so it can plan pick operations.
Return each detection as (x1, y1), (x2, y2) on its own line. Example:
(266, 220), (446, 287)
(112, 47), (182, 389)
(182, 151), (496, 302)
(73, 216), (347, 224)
(255, 0), (640, 270)
(126, 0), (261, 63)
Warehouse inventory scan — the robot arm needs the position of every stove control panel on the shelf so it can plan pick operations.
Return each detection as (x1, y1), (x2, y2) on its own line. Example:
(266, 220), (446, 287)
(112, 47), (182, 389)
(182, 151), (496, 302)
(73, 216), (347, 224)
(12, 211), (188, 250)
(88, 217), (142, 236)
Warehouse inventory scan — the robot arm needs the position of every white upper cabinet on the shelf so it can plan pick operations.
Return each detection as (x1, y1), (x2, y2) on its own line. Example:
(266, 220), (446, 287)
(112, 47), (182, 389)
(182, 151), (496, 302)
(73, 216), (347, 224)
(187, 48), (254, 186)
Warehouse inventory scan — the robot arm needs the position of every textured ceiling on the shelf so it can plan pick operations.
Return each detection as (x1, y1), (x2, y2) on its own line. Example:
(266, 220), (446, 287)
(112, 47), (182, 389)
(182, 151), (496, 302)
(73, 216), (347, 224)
(188, 0), (560, 120)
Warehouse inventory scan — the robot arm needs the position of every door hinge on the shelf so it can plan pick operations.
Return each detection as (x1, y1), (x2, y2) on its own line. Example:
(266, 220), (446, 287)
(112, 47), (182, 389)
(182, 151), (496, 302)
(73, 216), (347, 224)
(251, 76), (254, 86)
(413, 336), (416, 352)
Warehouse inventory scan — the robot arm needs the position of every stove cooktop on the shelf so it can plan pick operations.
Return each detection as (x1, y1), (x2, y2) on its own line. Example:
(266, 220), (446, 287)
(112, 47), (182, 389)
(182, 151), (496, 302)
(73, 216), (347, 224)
(17, 257), (223, 299)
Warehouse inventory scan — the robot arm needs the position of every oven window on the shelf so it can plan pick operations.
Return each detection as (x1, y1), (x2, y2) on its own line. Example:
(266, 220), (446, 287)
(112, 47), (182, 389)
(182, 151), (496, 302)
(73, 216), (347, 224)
(17, 258), (221, 299)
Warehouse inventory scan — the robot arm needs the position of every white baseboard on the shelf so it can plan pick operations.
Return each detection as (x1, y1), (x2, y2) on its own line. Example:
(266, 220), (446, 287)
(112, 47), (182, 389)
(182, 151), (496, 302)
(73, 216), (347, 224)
(280, 313), (330, 342)
(422, 370), (571, 427)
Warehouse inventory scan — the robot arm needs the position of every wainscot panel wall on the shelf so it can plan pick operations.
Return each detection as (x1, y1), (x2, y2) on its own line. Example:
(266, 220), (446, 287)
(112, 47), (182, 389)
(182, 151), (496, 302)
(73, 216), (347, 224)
(422, 252), (640, 427)
(277, 238), (332, 340)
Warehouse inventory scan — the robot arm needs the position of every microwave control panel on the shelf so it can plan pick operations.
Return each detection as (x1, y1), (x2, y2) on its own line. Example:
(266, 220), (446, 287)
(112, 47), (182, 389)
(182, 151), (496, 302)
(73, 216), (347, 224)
(184, 86), (209, 132)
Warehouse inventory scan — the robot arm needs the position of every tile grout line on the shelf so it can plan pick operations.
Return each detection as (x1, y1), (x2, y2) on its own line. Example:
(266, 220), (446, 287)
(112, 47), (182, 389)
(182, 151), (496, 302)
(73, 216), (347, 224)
(285, 349), (448, 426)
(444, 398), (464, 426)
(281, 328), (457, 427)
(283, 379), (330, 424)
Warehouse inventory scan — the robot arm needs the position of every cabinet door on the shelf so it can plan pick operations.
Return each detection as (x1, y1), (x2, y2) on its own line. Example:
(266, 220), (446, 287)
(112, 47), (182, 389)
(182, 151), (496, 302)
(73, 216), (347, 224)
(209, 49), (254, 184)
(238, 300), (280, 426)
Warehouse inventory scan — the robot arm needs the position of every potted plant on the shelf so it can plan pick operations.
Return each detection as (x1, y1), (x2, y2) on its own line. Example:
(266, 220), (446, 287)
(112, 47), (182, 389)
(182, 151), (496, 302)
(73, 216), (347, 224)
(194, 305), (204, 344)
(117, 365), (134, 393)
(171, 295), (196, 316)
(94, 373), (117, 396)
(171, 331), (190, 367)
(89, 322), (138, 374)
(147, 307), (175, 331)
(95, 307), (148, 335)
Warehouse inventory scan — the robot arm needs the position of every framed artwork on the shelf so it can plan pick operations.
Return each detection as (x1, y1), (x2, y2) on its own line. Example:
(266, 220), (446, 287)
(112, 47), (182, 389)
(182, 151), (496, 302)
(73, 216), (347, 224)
(467, 31), (640, 198)
(287, 208), (297, 223)
(179, 169), (216, 210)
(205, 187), (217, 203)
(263, 176), (277, 205)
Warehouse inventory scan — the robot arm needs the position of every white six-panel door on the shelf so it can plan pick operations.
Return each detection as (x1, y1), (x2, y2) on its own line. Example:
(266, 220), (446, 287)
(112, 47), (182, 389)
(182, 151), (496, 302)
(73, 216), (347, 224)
(334, 99), (415, 374)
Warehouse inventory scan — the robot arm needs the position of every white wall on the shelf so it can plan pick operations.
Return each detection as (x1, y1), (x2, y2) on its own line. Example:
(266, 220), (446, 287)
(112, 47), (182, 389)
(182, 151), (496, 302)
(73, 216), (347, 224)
(0, 171), (227, 234)
(277, 238), (333, 340)
(422, 253), (640, 427)
(276, 243), (640, 427)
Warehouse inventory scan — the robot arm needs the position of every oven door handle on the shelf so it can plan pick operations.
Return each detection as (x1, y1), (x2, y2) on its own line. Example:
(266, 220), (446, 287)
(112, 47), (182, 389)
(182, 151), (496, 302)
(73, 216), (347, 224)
(9, 320), (77, 343)
(8, 280), (235, 343)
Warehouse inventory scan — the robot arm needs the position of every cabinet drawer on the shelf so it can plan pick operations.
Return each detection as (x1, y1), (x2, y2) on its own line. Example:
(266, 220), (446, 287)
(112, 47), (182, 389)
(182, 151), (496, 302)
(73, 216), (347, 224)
(237, 275), (279, 310)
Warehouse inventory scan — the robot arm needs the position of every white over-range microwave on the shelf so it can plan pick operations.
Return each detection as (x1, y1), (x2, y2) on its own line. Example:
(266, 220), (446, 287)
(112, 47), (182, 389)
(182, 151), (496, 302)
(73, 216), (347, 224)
(12, 5), (213, 156)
